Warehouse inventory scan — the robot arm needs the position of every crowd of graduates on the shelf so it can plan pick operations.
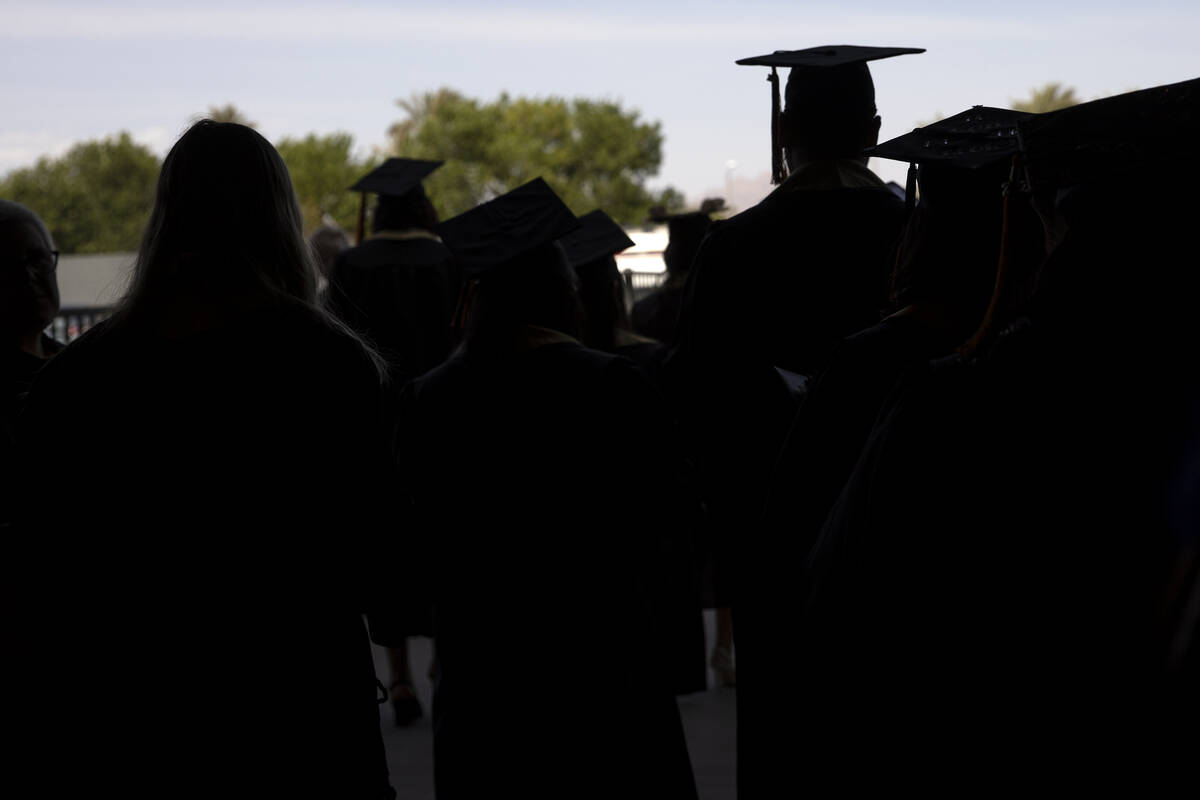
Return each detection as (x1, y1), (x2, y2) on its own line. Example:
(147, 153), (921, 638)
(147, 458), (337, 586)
(2, 43), (1198, 799)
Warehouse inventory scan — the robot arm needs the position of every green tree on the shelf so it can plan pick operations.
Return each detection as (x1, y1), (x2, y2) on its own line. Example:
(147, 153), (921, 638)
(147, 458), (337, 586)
(1011, 83), (1080, 114)
(276, 132), (377, 234)
(651, 186), (688, 216)
(0, 132), (160, 254)
(206, 104), (257, 127)
(388, 88), (678, 225)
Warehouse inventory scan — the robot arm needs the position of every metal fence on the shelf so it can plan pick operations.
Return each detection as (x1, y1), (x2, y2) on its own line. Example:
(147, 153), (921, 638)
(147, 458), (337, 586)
(622, 269), (667, 306)
(50, 306), (110, 344)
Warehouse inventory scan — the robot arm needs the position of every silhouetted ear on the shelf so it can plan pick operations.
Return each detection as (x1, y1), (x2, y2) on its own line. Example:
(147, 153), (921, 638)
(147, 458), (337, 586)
(777, 109), (795, 148)
(866, 115), (882, 149)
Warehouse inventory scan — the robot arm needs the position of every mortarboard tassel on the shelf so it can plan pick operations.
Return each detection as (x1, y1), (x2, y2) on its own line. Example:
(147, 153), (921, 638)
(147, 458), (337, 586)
(905, 161), (918, 213)
(961, 153), (1023, 358)
(769, 67), (784, 185)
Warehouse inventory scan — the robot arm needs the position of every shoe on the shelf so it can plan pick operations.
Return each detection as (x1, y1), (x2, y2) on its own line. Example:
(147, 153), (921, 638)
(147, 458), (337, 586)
(390, 682), (423, 727)
(710, 644), (736, 688)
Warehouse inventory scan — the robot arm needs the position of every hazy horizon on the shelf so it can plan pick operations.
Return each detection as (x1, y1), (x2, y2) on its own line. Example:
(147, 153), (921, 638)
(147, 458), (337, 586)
(4, 0), (1198, 207)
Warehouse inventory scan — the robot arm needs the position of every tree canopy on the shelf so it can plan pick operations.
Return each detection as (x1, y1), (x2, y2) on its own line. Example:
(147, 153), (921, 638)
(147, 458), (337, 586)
(0, 132), (160, 254)
(1011, 83), (1081, 114)
(1, 91), (680, 254)
(388, 88), (679, 224)
(276, 132), (378, 234)
(206, 104), (257, 127)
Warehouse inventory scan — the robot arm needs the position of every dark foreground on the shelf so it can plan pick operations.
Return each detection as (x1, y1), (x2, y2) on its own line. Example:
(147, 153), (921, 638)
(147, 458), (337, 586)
(375, 609), (737, 799)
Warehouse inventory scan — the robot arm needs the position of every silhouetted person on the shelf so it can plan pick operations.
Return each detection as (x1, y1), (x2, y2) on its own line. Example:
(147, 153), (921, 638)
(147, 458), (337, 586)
(326, 158), (458, 387)
(398, 179), (697, 799)
(1, 200), (61, 524)
(9, 120), (397, 798)
(562, 209), (668, 372)
(562, 209), (707, 695)
(768, 107), (1029, 615)
(626, 202), (736, 683)
(323, 159), (459, 725)
(630, 200), (720, 344)
(667, 45), (922, 797)
(799, 79), (1200, 786)
(748, 108), (1029, 783)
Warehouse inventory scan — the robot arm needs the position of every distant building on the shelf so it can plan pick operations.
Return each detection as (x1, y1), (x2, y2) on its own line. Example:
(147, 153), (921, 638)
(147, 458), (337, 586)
(615, 226), (667, 274)
(51, 252), (133, 342)
(48, 242), (672, 342)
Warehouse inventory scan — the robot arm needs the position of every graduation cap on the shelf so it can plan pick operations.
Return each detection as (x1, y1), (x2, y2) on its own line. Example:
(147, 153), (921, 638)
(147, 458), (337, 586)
(1017, 77), (1200, 192)
(868, 106), (1033, 210)
(437, 177), (580, 280)
(558, 210), (635, 270)
(736, 45), (925, 185)
(348, 158), (443, 242)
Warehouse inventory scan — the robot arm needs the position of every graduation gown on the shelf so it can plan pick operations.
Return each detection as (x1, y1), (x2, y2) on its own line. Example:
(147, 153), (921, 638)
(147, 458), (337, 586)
(668, 158), (907, 590)
(7, 305), (397, 799)
(396, 328), (697, 799)
(325, 230), (458, 640)
(325, 230), (459, 386)
(1, 335), (62, 523)
(666, 160), (905, 796)
(732, 312), (960, 790)
(798, 320), (1188, 786)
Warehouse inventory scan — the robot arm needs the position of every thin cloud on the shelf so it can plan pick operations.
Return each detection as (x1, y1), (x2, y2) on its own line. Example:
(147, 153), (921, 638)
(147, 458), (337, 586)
(131, 126), (173, 156)
(0, 132), (76, 172)
(3, 4), (1057, 45)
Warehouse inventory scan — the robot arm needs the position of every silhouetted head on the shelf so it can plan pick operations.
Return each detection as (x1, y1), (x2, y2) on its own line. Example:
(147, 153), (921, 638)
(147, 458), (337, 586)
(0, 199), (59, 345)
(890, 163), (1007, 329)
(781, 64), (882, 165)
(372, 185), (439, 234)
(736, 47), (922, 182)
(122, 120), (316, 317)
(439, 178), (582, 352)
(574, 253), (625, 351)
(308, 225), (349, 279)
(662, 212), (712, 277)
(558, 208), (636, 351)
(349, 158), (443, 239)
(463, 242), (584, 350)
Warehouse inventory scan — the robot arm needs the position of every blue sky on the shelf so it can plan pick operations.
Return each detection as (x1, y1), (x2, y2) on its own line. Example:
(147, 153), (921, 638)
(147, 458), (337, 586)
(3, 0), (1198, 207)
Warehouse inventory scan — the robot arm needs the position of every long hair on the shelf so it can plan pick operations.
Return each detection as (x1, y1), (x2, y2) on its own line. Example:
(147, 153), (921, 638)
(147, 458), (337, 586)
(107, 120), (385, 374)
(460, 243), (583, 357)
(372, 186), (438, 234)
(120, 120), (314, 312)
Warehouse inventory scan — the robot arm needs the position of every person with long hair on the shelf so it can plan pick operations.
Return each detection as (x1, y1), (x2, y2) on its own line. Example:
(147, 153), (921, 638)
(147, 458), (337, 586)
(1, 199), (62, 525)
(324, 160), (458, 727)
(9, 120), (397, 798)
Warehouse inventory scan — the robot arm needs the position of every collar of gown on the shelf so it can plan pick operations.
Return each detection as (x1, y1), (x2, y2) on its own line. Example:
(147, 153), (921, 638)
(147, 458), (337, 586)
(772, 158), (885, 194)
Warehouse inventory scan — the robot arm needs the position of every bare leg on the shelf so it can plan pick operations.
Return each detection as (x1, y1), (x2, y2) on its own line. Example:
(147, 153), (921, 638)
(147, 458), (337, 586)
(385, 640), (422, 726)
(710, 607), (736, 687)
(386, 642), (412, 688)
